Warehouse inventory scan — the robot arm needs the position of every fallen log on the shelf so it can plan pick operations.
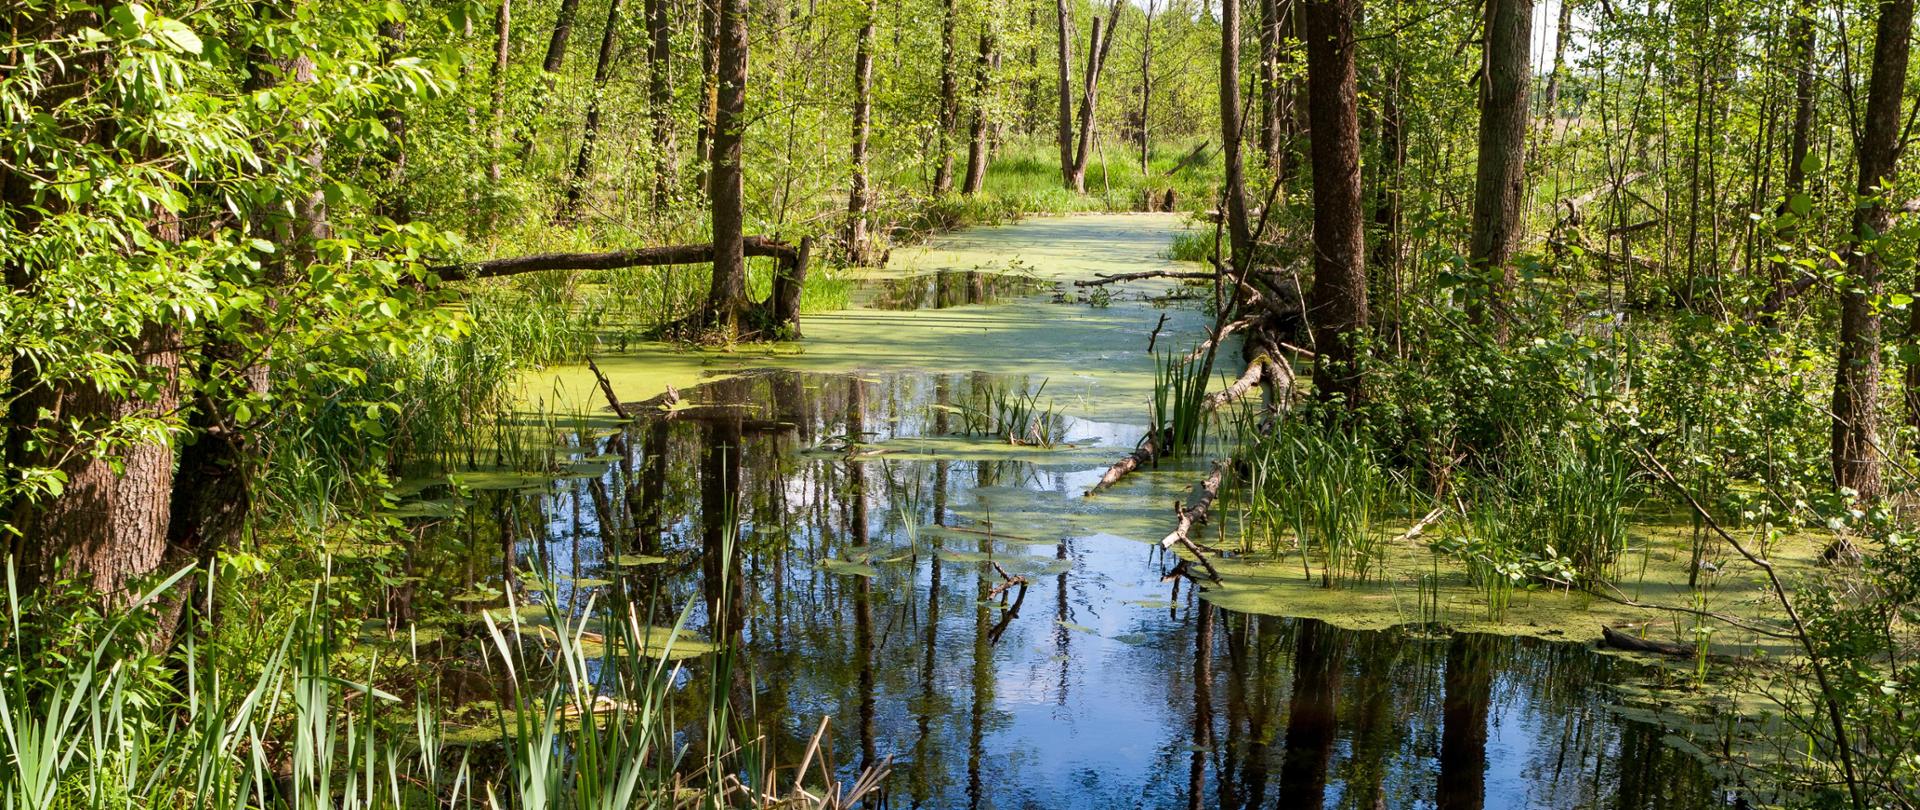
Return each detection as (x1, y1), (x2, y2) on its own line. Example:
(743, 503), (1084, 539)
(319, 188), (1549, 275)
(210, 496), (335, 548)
(1599, 625), (1696, 657)
(1158, 460), (1228, 582)
(429, 236), (802, 281)
(1391, 505), (1448, 545)
(1073, 269), (1219, 288)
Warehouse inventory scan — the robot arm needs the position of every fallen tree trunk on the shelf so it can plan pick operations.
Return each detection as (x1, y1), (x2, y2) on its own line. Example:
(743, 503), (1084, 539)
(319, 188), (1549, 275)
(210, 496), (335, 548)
(1158, 459), (1227, 581)
(430, 235), (802, 281)
(1600, 625), (1696, 657)
(1073, 269), (1219, 287)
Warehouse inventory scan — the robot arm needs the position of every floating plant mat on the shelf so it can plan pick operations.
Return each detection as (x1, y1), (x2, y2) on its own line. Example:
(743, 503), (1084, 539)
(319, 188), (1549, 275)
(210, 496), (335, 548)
(519, 214), (1225, 426)
(1199, 514), (1831, 659)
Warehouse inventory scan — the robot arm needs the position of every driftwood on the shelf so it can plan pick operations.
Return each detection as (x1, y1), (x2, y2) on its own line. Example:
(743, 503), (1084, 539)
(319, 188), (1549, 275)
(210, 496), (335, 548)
(1073, 269), (1219, 288)
(1390, 505), (1448, 545)
(1158, 460), (1227, 582)
(429, 235), (803, 281)
(586, 357), (632, 420)
(1600, 625), (1696, 657)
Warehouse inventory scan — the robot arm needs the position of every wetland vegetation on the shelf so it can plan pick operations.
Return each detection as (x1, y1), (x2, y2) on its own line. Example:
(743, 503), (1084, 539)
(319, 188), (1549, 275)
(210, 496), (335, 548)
(10, 0), (1920, 807)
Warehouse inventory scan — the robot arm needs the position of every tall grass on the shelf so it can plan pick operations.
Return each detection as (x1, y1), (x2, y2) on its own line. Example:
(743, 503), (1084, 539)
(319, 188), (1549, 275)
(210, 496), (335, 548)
(958, 378), (1066, 448)
(1151, 351), (1212, 458)
(0, 558), (883, 810)
(1237, 420), (1400, 587)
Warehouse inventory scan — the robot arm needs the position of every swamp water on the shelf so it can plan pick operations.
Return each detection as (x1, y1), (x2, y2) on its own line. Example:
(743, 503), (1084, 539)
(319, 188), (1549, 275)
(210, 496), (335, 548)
(398, 215), (1781, 808)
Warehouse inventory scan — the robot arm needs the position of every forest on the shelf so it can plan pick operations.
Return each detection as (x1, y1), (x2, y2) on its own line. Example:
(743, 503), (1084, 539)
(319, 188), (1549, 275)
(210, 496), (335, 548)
(6, 0), (1920, 806)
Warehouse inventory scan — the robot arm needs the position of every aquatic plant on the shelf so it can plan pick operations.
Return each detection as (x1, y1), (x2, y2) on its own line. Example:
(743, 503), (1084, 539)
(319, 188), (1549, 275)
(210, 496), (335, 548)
(1238, 421), (1399, 587)
(959, 378), (1066, 448)
(1151, 350), (1212, 458)
(0, 559), (885, 810)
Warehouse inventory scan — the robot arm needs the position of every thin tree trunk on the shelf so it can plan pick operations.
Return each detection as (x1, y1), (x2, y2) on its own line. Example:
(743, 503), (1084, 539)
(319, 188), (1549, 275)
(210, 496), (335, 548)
(1369, 63), (1403, 336)
(934, 0), (960, 195)
(963, 18), (997, 195)
(1138, 0), (1155, 174)
(517, 0), (581, 161)
(376, 20), (411, 222)
(705, 0), (750, 332)
(558, 0), (624, 223)
(1258, 0), (1280, 162)
(1301, 0), (1367, 409)
(696, 0), (720, 185)
(1467, 0), (1532, 342)
(1837, 0), (1913, 499)
(1066, 1), (1122, 192)
(848, 0), (877, 264)
(486, 0), (512, 228)
(1220, 0), (1251, 264)
(1053, 0), (1076, 181)
(1534, 0), (1573, 153)
(647, 0), (676, 210)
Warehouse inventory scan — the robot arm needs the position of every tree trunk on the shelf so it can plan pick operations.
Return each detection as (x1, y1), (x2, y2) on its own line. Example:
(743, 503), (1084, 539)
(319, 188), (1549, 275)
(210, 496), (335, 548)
(963, 20), (997, 195)
(647, 0), (677, 210)
(1138, 0), (1155, 174)
(558, 0), (623, 223)
(516, 0), (581, 161)
(1219, 0), (1251, 264)
(1369, 63), (1403, 335)
(696, 0), (720, 184)
(705, 0), (750, 332)
(1783, 4), (1816, 200)
(1258, 0), (1280, 162)
(1064, 1), (1121, 193)
(848, 0), (877, 264)
(933, 0), (961, 195)
(1467, 0), (1532, 342)
(486, 0), (511, 227)
(1301, 0), (1367, 409)
(1534, 0), (1573, 152)
(170, 7), (331, 622)
(1837, 0), (1912, 499)
(376, 20), (411, 222)
(1053, 0), (1076, 182)
(1065, 17), (1103, 193)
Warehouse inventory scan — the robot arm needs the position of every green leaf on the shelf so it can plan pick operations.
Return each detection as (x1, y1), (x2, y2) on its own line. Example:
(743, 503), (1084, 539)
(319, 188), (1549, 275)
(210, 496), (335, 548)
(153, 18), (202, 54)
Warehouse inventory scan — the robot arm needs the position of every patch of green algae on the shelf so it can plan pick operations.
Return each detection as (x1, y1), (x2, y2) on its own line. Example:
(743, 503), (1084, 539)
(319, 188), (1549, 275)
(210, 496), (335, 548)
(519, 214), (1221, 427)
(1200, 509), (1831, 661)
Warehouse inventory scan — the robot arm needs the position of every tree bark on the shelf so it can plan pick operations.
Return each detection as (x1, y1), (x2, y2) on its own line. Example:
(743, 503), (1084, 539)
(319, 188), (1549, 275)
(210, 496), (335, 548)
(1301, 0), (1367, 409)
(647, 0), (676, 210)
(1220, 0), (1252, 264)
(558, 0), (624, 223)
(1064, 1), (1122, 192)
(704, 0), (750, 332)
(1137, 0), (1156, 174)
(934, 0), (961, 195)
(962, 19), (997, 195)
(1257, 0), (1281, 162)
(1467, 0), (1532, 342)
(1836, 0), (1912, 499)
(1053, 0), (1076, 181)
(848, 0), (878, 264)
(486, 0), (511, 226)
